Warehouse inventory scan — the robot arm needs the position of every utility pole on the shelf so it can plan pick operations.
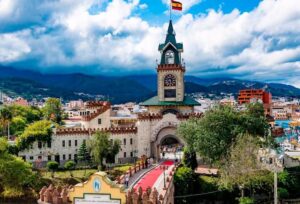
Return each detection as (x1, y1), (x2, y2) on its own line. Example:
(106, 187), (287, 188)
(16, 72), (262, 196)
(274, 169), (278, 204)
(7, 122), (10, 140)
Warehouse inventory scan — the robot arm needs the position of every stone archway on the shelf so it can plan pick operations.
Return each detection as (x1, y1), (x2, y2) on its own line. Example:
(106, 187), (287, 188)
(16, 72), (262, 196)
(150, 126), (184, 160)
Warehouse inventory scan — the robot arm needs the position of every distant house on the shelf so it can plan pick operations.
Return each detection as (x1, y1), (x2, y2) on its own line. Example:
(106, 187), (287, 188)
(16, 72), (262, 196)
(13, 97), (29, 107)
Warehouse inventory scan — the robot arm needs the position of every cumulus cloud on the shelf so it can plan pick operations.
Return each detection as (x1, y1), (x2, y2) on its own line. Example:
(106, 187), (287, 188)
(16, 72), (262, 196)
(0, 0), (300, 87)
(0, 32), (31, 62)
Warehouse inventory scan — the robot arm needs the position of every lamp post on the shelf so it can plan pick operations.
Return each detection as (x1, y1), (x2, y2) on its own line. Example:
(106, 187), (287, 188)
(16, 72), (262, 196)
(133, 150), (138, 164)
(163, 165), (166, 189)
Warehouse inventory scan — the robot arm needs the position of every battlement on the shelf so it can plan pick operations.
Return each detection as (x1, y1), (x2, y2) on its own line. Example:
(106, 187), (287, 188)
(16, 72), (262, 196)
(81, 102), (111, 121)
(85, 101), (111, 108)
(157, 64), (185, 72)
(55, 126), (137, 136)
(138, 113), (163, 120)
(176, 112), (203, 120)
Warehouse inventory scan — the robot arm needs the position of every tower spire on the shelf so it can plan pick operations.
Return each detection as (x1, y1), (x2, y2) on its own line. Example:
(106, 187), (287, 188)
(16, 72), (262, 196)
(165, 20), (176, 45)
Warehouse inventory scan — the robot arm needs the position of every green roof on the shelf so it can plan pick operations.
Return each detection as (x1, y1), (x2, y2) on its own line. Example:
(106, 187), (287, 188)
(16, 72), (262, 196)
(158, 21), (183, 52)
(140, 96), (200, 106)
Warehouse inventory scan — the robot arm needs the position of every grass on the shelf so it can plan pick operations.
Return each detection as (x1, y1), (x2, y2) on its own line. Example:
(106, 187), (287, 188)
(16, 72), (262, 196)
(113, 165), (132, 173)
(42, 169), (97, 179)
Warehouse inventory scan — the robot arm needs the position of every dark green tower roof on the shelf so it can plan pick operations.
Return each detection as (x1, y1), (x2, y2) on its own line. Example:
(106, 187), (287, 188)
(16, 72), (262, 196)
(158, 20), (183, 52)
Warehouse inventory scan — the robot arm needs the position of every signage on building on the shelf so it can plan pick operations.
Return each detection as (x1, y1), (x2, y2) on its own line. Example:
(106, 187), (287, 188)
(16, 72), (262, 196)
(74, 194), (121, 204)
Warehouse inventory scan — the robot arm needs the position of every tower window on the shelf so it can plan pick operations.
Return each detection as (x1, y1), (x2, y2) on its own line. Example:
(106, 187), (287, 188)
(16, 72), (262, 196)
(165, 50), (175, 64)
(164, 89), (176, 98)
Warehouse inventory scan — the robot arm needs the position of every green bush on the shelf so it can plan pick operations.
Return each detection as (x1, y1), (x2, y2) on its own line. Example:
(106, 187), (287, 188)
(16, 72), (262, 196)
(174, 166), (197, 196)
(199, 176), (218, 192)
(278, 187), (289, 199)
(64, 161), (76, 177)
(238, 197), (254, 204)
(47, 161), (59, 178)
(17, 120), (53, 151)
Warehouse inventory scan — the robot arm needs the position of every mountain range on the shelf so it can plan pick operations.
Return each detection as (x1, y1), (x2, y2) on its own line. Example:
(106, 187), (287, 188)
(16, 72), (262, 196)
(0, 66), (300, 104)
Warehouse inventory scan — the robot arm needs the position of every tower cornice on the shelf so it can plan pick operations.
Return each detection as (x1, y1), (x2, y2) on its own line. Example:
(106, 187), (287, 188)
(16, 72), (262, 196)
(157, 64), (185, 72)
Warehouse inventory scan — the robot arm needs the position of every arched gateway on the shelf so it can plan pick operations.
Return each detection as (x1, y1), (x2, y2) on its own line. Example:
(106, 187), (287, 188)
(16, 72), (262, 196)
(139, 20), (200, 161)
(150, 124), (185, 160)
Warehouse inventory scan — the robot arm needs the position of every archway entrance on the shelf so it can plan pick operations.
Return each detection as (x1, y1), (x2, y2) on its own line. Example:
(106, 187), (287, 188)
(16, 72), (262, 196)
(159, 135), (183, 160)
(150, 125), (185, 161)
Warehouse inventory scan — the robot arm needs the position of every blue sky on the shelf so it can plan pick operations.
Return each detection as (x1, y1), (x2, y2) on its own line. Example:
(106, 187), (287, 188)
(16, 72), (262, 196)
(0, 0), (300, 87)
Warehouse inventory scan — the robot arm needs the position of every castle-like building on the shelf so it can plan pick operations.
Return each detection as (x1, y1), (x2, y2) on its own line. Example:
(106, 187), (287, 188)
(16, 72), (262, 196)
(19, 21), (201, 165)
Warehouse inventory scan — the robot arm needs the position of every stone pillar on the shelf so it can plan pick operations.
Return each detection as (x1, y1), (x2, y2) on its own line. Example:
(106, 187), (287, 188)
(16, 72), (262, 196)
(39, 186), (47, 201)
(52, 189), (61, 204)
(61, 187), (68, 203)
(150, 188), (159, 204)
(43, 189), (52, 203)
(132, 192), (139, 204)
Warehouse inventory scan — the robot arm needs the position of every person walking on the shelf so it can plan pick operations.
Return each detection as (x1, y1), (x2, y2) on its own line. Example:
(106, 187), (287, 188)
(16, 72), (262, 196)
(125, 173), (129, 188)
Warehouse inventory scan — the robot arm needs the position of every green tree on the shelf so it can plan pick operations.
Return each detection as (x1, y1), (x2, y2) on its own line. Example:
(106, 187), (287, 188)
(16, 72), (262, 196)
(182, 148), (197, 170)
(219, 134), (273, 195)
(10, 116), (27, 136)
(17, 120), (53, 151)
(78, 140), (90, 164)
(47, 161), (59, 178)
(88, 131), (120, 170)
(78, 140), (90, 176)
(64, 160), (76, 177)
(236, 103), (269, 138)
(0, 106), (12, 137)
(106, 139), (121, 164)
(42, 98), (62, 124)
(174, 166), (197, 203)
(0, 138), (36, 197)
(7, 105), (42, 123)
(178, 105), (239, 164)
(178, 104), (270, 165)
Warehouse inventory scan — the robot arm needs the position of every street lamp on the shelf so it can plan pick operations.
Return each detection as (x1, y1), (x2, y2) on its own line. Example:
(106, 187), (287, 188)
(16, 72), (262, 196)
(133, 150), (138, 164)
(163, 165), (166, 189)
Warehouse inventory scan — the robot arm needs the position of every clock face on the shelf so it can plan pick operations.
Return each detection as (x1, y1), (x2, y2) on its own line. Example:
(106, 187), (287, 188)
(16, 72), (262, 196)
(164, 74), (176, 87)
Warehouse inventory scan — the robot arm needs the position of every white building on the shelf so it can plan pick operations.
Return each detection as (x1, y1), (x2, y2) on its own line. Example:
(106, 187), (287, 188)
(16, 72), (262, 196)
(18, 21), (201, 166)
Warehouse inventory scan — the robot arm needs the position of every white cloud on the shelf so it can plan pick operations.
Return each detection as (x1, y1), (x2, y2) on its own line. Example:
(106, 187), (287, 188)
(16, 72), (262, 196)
(139, 3), (147, 10)
(0, 32), (31, 62)
(0, 0), (16, 18)
(0, 0), (300, 87)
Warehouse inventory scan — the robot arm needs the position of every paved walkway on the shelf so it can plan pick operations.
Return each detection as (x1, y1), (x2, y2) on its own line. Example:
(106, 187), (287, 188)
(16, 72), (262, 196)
(133, 160), (174, 191)
(128, 165), (156, 188)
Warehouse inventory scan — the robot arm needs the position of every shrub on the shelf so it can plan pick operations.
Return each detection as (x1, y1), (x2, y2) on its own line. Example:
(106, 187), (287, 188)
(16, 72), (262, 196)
(47, 161), (59, 178)
(238, 197), (254, 204)
(278, 187), (289, 199)
(64, 161), (76, 177)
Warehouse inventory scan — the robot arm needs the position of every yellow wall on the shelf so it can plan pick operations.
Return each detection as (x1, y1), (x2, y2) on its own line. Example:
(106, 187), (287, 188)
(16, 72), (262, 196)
(68, 172), (126, 204)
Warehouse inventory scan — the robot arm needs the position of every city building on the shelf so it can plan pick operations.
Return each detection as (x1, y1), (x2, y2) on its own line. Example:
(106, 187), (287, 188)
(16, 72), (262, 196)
(238, 89), (272, 115)
(13, 97), (29, 107)
(18, 21), (201, 166)
(238, 89), (272, 105)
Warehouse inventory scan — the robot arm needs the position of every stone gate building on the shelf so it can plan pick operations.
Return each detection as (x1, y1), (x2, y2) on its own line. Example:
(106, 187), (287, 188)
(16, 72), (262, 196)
(18, 21), (201, 166)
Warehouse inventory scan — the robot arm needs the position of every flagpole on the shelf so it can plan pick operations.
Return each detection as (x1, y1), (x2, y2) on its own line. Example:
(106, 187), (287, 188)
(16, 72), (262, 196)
(169, 0), (172, 20)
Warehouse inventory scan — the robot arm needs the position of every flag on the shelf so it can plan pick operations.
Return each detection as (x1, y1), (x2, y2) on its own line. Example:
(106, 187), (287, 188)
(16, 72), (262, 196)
(171, 0), (182, 11)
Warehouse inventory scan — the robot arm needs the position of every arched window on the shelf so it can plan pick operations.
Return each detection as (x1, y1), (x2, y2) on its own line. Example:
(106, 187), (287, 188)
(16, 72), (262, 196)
(165, 50), (175, 64)
(164, 74), (176, 87)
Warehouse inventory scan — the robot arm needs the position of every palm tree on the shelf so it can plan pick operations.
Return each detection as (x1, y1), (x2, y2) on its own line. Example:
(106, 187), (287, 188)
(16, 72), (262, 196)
(0, 107), (12, 138)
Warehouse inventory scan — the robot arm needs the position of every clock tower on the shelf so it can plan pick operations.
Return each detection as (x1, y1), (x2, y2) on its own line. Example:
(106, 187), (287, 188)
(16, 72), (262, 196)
(157, 20), (185, 102)
(141, 20), (200, 114)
